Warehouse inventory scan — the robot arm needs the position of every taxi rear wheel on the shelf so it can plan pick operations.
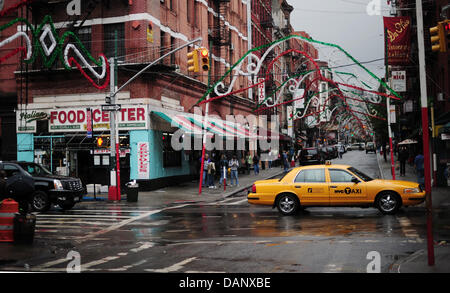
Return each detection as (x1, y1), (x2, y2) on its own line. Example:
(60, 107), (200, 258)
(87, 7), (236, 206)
(376, 192), (401, 215)
(276, 193), (300, 216)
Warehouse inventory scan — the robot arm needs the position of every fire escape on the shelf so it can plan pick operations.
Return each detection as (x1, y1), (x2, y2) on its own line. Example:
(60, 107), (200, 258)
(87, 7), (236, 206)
(209, 0), (232, 85)
(260, 3), (275, 116)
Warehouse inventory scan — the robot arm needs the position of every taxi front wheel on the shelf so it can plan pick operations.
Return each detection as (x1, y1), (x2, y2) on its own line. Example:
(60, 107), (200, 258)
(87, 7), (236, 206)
(277, 193), (300, 216)
(376, 192), (401, 215)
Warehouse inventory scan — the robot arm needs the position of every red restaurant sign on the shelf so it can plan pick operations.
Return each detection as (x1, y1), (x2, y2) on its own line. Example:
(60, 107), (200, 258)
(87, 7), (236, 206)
(383, 16), (411, 65)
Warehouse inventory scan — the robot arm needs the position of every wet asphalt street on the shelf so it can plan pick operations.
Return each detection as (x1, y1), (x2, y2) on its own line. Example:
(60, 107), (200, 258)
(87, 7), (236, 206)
(0, 150), (445, 273)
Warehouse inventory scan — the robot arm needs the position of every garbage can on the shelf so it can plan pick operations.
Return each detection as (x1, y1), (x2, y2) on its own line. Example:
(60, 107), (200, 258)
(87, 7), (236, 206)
(13, 213), (36, 245)
(126, 181), (139, 202)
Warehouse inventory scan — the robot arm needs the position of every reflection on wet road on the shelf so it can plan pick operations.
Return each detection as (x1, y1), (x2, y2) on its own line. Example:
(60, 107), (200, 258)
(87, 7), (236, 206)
(1, 151), (445, 273)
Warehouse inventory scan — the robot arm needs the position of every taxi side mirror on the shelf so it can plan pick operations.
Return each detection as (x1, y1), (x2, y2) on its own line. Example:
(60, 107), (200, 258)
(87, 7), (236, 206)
(351, 177), (360, 183)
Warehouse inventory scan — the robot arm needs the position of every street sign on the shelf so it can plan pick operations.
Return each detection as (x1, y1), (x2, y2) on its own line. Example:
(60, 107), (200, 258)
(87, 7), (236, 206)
(101, 104), (121, 111)
(86, 108), (92, 138)
(258, 78), (265, 103)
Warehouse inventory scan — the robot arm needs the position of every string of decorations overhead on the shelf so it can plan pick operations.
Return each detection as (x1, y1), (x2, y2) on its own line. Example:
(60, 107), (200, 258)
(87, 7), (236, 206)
(0, 11), (110, 90)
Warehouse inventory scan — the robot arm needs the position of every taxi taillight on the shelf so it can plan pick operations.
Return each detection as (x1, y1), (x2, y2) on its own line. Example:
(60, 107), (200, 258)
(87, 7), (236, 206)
(252, 184), (256, 193)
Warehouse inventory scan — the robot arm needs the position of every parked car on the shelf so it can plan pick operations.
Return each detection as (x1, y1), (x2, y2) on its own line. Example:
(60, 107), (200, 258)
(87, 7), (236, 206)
(351, 143), (363, 151)
(365, 142), (376, 154)
(299, 147), (324, 165)
(0, 161), (35, 213)
(1, 161), (85, 212)
(327, 146), (338, 159)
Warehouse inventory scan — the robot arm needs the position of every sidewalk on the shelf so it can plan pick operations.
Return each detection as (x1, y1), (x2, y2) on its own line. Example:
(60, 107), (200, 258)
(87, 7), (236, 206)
(84, 164), (286, 208)
(377, 153), (450, 273)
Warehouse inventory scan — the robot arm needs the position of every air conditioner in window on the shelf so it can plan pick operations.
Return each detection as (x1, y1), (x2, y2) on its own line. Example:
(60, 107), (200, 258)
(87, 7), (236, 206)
(437, 92), (444, 102)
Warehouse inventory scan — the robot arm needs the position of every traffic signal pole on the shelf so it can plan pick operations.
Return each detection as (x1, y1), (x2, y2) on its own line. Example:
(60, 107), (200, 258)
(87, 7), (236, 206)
(198, 41), (212, 195)
(108, 56), (120, 201)
(415, 0), (435, 266)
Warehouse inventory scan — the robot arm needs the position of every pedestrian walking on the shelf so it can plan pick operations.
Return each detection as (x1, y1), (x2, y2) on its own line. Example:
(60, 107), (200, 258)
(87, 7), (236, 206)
(414, 152), (425, 188)
(218, 154), (228, 187)
(201, 154), (210, 187)
(246, 153), (252, 175)
(398, 146), (408, 176)
(207, 159), (216, 189)
(338, 145), (344, 159)
(282, 151), (289, 173)
(268, 148), (273, 169)
(253, 154), (260, 175)
(229, 155), (239, 186)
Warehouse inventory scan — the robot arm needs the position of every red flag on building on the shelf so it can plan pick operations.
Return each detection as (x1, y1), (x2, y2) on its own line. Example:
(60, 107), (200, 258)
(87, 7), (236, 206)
(383, 16), (412, 65)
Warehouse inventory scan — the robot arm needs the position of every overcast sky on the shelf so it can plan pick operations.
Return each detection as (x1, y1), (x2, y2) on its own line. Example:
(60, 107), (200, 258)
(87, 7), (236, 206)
(290, 0), (392, 80)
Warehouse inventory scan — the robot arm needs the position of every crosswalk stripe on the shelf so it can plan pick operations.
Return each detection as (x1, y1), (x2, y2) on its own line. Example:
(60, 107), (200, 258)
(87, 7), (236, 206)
(36, 214), (132, 219)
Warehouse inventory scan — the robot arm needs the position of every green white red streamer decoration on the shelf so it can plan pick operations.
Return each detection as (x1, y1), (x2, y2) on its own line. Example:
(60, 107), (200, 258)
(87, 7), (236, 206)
(0, 4), (109, 90)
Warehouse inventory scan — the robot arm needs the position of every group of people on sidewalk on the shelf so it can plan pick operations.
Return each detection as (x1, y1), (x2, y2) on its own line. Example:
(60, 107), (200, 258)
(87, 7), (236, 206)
(200, 149), (291, 190)
(201, 152), (266, 189)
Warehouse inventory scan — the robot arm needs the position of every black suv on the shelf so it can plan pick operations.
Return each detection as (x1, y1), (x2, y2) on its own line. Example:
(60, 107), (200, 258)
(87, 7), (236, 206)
(0, 161), (84, 212)
(299, 148), (324, 165)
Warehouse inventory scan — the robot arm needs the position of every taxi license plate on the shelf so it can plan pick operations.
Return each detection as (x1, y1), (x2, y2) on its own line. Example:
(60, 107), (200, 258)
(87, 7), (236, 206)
(306, 156), (311, 159)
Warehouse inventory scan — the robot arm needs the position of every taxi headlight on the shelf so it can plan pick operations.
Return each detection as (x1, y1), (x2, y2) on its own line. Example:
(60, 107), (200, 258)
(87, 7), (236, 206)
(404, 188), (420, 194)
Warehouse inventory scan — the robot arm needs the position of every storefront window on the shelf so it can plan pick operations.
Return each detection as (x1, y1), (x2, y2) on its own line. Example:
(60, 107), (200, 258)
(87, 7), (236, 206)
(162, 132), (181, 167)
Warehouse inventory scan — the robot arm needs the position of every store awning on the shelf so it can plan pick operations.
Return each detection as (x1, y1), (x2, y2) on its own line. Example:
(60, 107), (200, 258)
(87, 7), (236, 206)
(151, 111), (285, 141)
(151, 111), (251, 139)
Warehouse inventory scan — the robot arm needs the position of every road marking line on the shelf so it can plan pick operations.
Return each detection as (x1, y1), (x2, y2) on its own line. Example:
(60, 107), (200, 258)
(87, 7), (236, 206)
(74, 204), (190, 244)
(130, 242), (154, 253)
(145, 257), (197, 273)
(81, 256), (120, 270)
(223, 199), (248, 205)
(36, 214), (132, 219)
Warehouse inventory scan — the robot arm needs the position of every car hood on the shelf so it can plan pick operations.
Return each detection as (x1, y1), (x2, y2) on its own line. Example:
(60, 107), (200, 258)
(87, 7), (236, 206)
(371, 179), (419, 188)
(32, 174), (79, 181)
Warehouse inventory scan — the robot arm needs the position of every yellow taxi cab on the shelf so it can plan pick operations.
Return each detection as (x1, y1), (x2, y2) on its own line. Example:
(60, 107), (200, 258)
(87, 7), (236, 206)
(247, 162), (425, 215)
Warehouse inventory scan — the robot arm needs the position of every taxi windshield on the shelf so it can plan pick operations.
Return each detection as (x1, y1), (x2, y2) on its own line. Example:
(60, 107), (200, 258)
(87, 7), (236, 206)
(348, 167), (373, 182)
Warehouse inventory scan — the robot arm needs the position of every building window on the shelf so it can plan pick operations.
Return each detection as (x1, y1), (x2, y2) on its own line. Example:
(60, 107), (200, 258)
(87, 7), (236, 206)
(170, 36), (176, 64)
(194, 0), (199, 28)
(187, 0), (192, 23)
(103, 23), (125, 61)
(162, 133), (182, 167)
(77, 27), (92, 54)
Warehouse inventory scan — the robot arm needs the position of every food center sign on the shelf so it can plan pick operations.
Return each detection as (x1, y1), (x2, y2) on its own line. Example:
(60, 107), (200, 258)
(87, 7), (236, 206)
(17, 105), (148, 133)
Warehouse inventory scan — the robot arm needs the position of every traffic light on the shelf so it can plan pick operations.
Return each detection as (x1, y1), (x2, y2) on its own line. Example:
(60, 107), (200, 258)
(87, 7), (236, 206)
(445, 20), (450, 52)
(430, 21), (447, 53)
(187, 48), (199, 72)
(199, 48), (210, 71)
(95, 136), (109, 148)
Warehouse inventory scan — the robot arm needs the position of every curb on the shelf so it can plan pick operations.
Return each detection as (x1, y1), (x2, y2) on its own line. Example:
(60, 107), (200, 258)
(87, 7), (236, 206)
(376, 153), (385, 180)
(388, 249), (425, 273)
